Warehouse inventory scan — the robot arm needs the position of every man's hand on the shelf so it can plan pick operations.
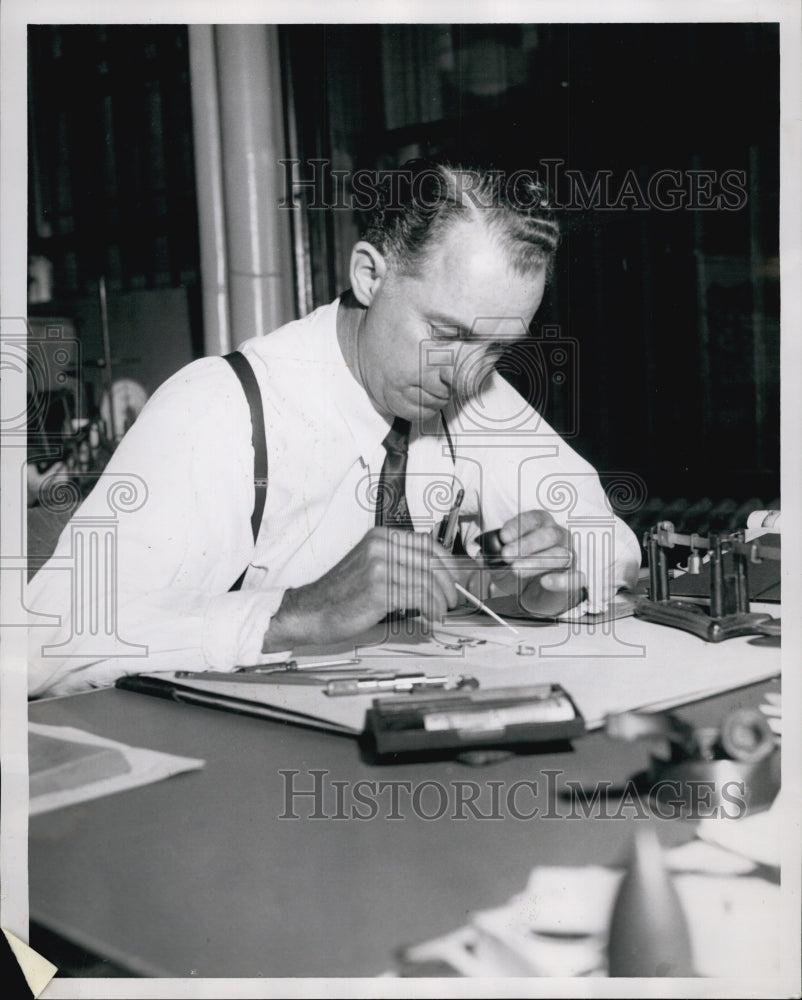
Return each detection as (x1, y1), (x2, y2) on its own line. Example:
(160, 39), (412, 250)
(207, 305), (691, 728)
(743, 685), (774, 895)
(262, 527), (472, 651)
(493, 510), (587, 616)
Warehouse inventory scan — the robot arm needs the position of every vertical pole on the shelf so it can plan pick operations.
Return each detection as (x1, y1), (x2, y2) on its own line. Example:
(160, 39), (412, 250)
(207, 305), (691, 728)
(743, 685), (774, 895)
(709, 534), (724, 619)
(647, 533), (661, 601)
(279, 32), (314, 318)
(216, 25), (295, 345)
(733, 531), (750, 613)
(188, 25), (231, 356)
(656, 544), (670, 603)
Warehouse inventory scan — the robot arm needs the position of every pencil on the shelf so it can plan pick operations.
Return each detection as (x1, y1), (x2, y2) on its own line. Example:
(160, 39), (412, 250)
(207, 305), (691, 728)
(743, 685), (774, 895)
(454, 583), (520, 635)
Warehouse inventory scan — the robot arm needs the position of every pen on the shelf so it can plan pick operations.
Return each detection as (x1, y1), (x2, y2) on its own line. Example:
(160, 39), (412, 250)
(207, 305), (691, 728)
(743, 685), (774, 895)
(440, 488), (465, 551)
(454, 583), (520, 636)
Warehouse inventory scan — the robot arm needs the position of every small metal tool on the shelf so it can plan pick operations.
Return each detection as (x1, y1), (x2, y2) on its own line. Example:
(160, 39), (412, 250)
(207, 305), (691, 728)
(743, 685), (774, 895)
(454, 583), (519, 636)
(235, 657), (362, 674)
(174, 666), (387, 685)
(430, 630), (488, 651)
(324, 673), (479, 697)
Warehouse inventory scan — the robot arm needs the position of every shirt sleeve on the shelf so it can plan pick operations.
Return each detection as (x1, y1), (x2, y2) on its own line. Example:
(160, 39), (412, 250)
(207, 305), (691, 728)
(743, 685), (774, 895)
(26, 357), (288, 698)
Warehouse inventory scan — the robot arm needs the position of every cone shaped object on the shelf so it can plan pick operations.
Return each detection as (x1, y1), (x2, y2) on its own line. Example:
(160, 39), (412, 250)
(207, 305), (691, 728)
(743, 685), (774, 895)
(607, 825), (694, 977)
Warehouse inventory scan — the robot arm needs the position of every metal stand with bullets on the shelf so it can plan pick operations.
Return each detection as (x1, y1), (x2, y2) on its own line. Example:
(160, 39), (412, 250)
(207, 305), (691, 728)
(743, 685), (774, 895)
(635, 521), (780, 642)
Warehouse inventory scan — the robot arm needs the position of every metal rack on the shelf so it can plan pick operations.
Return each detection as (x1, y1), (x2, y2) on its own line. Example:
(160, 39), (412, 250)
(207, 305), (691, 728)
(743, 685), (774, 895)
(635, 521), (780, 642)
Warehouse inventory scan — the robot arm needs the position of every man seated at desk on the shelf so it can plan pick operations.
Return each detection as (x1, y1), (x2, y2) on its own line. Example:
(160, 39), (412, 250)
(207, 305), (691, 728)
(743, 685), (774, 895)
(27, 160), (641, 698)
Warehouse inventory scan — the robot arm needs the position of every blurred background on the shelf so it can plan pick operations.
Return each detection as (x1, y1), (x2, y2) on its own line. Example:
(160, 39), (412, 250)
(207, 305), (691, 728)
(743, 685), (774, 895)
(26, 22), (780, 544)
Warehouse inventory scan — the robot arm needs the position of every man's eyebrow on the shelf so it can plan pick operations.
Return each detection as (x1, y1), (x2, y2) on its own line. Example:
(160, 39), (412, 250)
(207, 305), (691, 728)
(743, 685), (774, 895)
(427, 314), (468, 330)
(428, 313), (533, 330)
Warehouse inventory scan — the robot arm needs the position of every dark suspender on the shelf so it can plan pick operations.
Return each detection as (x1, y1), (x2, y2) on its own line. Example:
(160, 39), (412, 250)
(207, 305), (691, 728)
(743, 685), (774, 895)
(223, 352), (268, 591)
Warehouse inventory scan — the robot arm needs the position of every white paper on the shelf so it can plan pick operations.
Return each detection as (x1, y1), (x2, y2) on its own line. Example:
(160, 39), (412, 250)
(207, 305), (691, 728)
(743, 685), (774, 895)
(28, 722), (205, 816)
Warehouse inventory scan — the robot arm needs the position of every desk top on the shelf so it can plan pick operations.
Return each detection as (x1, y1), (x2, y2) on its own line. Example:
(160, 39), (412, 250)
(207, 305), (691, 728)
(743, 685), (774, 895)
(28, 675), (778, 979)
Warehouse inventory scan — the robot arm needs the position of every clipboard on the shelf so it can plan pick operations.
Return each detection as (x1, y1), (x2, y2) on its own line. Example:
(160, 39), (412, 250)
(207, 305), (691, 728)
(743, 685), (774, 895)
(115, 673), (361, 735)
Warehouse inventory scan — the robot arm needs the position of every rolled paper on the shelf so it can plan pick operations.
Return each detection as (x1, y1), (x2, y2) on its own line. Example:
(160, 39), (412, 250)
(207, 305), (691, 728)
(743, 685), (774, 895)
(746, 510), (781, 531)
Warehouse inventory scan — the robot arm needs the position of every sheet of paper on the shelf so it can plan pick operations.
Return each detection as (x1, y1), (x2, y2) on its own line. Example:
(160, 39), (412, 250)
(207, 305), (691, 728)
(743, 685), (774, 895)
(133, 608), (781, 736)
(28, 723), (205, 816)
(398, 841), (782, 978)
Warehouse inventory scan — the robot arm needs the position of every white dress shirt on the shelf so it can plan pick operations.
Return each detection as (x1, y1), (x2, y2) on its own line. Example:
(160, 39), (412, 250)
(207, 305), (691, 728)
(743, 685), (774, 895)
(27, 299), (640, 696)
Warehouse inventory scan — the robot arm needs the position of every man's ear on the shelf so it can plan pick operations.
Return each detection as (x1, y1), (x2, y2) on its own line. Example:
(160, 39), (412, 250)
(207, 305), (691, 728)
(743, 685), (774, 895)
(349, 241), (388, 306)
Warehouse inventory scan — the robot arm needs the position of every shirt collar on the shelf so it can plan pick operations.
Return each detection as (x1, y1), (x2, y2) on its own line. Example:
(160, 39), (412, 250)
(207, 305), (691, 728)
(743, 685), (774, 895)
(320, 297), (394, 462)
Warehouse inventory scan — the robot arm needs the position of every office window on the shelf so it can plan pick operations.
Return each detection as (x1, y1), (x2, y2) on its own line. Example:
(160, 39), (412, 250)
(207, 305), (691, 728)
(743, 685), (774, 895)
(28, 25), (201, 297)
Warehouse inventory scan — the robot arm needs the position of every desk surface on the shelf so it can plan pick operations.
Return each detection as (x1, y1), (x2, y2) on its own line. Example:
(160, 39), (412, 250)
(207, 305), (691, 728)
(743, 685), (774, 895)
(28, 674), (778, 979)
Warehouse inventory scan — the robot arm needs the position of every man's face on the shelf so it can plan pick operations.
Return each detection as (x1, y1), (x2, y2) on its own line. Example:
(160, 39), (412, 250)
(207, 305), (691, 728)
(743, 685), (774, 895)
(358, 218), (547, 421)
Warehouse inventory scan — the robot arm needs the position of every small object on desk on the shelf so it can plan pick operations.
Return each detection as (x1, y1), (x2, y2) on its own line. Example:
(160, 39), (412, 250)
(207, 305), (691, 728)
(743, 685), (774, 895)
(429, 629), (488, 651)
(746, 508), (781, 531)
(175, 668), (391, 685)
(719, 707), (776, 763)
(636, 521), (781, 641)
(235, 657), (362, 674)
(290, 657), (362, 671)
(476, 527), (507, 567)
(366, 683), (584, 756)
(605, 705), (780, 813)
(607, 825), (694, 977)
(454, 583), (520, 636)
(324, 673), (478, 697)
(439, 487), (465, 551)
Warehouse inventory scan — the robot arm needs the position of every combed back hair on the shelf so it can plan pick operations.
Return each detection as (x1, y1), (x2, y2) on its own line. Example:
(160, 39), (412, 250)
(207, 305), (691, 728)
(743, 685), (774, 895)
(361, 159), (560, 278)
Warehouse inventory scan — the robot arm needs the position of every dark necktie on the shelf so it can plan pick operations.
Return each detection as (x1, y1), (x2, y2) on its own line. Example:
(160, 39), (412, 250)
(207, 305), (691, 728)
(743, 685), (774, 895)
(375, 417), (414, 531)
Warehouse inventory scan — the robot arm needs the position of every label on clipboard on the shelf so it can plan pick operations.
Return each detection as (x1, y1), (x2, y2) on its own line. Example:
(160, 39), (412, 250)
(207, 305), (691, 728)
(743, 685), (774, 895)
(424, 697), (578, 733)
(366, 684), (585, 756)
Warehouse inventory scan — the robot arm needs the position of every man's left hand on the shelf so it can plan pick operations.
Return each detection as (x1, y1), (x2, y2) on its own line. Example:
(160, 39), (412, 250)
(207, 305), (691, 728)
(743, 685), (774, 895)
(494, 509), (587, 615)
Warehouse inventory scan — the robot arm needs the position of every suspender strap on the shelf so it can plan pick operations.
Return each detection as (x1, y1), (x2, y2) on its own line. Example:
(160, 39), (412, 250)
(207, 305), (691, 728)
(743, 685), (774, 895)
(223, 352), (268, 591)
(224, 351), (268, 542)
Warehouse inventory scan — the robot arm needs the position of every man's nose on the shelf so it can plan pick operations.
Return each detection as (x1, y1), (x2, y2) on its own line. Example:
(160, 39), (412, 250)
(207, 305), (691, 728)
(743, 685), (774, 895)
(445, 341), (493, 382)
(438, 358), (455, 388)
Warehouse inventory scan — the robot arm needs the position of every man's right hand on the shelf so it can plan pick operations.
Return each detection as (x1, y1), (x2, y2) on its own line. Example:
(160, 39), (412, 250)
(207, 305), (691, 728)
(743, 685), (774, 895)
(262, 527), (468, 651)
